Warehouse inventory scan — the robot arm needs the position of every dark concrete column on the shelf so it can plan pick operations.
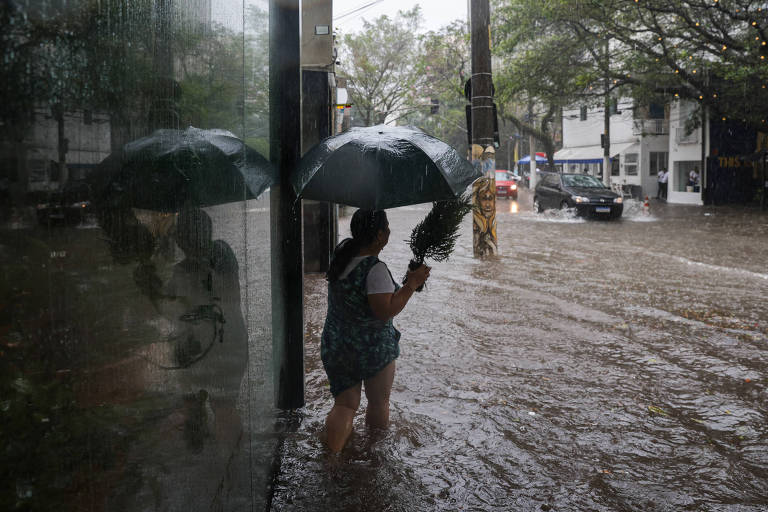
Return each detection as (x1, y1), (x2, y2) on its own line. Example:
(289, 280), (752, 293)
(302, 70), (335, 274)
(270, 0), (304, 409)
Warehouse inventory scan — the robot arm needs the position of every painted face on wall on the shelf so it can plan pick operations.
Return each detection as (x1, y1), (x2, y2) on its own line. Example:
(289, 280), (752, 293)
(479, 189), (495, 218)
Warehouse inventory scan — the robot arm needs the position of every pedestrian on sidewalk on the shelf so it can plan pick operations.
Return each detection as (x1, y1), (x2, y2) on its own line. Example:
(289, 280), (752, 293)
(688, 167), (700, 191)
(657, 168), (668, 200)
(321, 209), (430, 453)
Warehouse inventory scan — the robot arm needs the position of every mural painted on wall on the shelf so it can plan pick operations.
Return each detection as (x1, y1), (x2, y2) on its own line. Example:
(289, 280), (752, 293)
(471, 144), (497, 258)
(472, 180), (497, 258)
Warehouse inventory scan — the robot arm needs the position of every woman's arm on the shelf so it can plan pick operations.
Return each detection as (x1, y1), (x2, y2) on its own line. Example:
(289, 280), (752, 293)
(367, 264), (430, 321)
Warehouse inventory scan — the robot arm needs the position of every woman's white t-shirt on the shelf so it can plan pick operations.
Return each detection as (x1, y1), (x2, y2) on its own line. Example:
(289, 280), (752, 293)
(340, 256), (396, 295)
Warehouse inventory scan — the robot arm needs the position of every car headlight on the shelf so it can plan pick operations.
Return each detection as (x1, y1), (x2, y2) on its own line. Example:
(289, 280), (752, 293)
(511, 184), (517, 190)
(613, 197), (623, 204)
(573, 195), (590, 203)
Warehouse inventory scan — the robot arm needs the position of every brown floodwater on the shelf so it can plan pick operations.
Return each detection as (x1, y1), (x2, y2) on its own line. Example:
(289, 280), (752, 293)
(271, 190), (768, 511)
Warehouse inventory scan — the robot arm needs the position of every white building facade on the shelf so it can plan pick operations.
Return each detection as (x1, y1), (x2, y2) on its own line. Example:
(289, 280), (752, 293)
(556, 98), (706, 204)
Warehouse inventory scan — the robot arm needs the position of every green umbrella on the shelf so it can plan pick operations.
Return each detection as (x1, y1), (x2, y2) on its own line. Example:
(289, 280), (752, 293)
(93, 126), (274, 212)
(292, 124), (481, 209)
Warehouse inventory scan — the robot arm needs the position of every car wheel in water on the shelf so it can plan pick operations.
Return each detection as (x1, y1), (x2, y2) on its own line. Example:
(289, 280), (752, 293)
(560, 200), (570, 210)
(533, 197), (543, 213)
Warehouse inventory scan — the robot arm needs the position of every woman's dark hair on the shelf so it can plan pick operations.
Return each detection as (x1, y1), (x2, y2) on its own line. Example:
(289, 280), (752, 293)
(326, 209), (388, 281)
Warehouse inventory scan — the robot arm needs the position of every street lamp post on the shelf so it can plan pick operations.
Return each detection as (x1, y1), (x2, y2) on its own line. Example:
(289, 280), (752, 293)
(507, 137), (512, 172)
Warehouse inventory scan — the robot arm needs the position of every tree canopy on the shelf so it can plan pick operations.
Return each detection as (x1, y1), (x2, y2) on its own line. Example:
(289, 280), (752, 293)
(492, 0), (768, 134)
(338, 7), (427, 126)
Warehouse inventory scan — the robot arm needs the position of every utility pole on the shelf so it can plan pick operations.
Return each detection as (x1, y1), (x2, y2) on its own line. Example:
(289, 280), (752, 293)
(602, 37), (611, 187)
(270, 0), (304, 409)
(529, 130), (537, 187)
(528, 102), (537, 189)
(470, 0), (498, 258)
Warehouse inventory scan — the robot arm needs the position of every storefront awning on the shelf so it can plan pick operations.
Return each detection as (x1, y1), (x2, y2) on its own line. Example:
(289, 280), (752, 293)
(553, 142), (637, 164)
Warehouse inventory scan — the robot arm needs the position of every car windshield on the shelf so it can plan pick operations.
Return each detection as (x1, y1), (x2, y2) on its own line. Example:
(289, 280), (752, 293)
(562, 174), (606, 188)
(495, 171), (509, 180)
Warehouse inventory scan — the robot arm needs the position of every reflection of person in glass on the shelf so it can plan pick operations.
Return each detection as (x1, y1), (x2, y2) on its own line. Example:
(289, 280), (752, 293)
(473, 177), (497, 257)
(163, 208), (247, 452)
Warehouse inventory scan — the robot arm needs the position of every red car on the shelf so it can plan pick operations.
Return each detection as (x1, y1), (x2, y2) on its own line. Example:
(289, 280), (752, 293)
(495, 170), (518, 199)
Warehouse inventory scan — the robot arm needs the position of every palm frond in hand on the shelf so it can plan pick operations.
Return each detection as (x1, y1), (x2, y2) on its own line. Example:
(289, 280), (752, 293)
(407, 194), (473, 269)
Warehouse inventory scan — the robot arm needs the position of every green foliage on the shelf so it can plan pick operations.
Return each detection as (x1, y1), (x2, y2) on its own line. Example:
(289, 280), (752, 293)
(1, 1), (270, 148)
(492, 0), (768, 131)
(401, 21), (472, 154)
(407, 196), (473, 265)
(339, 7), (427, 126)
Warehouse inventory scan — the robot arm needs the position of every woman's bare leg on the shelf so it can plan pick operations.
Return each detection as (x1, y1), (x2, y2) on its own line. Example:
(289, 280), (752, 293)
(325, 383), (362, 453)
(364, 361), (396, 429)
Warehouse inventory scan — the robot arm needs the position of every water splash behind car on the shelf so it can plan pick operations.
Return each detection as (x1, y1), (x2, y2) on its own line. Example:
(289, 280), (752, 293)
(533, 173), (623, 219)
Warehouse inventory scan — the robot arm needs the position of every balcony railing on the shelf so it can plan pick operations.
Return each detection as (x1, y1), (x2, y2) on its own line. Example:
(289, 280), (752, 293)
(632, 119), (669, 136)
(675, 127), (699, 144)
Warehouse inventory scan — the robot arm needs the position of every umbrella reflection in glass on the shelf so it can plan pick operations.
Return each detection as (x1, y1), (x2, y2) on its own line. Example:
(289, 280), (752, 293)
(94, 126), (274, 212)
(292, 124), (481, 209)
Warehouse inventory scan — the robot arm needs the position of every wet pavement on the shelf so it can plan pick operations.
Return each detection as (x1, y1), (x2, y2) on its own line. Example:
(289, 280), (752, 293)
(271, 189), (768, 511)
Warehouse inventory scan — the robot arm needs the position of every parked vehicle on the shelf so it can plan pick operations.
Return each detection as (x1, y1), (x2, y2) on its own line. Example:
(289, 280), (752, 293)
(521, 168), (546, 188)
(36, 181), (92, 225)
(494, 170), (518, 200)
(533, 173), (623, 219)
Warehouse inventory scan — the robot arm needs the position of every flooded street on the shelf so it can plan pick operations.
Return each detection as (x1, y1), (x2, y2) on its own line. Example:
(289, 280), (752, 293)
(272, 190), (768, 511)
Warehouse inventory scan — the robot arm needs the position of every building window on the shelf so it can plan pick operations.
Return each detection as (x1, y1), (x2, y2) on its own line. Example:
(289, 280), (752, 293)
(27, 159), (47, 182)
(48, 160), (60, 181)
(649, 151), (668, 176)
(675, 161), (700, 192)
(610, 98), (618, 115)
(0, 158), (19, 182)
(580, 106), (587, 121)
(648, 102), (665, 119)
(611, 158), (620, 176)
(624, 152), (638, 176)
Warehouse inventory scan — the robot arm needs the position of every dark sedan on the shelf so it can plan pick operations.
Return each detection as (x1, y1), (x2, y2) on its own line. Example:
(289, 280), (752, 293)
(533, 173), (623, 219)
(36, 182), (92, 226)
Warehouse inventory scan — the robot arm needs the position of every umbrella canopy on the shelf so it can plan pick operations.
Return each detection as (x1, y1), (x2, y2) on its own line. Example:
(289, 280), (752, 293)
(292, 124), (481, 210)
(517, 152), (547, 164)
(93, 127), (274, 212)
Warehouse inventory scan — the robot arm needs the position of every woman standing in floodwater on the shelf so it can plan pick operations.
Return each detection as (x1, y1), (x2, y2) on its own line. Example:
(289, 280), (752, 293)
(321, 209), (430, 453)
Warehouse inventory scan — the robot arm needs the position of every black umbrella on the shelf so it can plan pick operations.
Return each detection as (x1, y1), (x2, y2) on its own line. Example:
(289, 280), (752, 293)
(93, 126), (274, 212)
(292, 124), (481, 209)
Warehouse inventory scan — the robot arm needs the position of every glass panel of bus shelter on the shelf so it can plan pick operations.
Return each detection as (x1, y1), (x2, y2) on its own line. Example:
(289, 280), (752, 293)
(0, 1), (275, 509)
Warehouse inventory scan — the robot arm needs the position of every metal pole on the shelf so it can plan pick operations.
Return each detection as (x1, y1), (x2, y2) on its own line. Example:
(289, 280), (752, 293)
(470, 0), (497, 257)
(602, 37), (611, 188)
(507, 137), (511, 172)
(529, 131), (537, 188)
(270, 0), (304, 409)
(701, 103), (707, 203)
(528, 102), (537, 189)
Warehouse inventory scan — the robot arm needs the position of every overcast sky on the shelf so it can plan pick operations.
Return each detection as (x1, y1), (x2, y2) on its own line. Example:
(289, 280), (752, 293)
(333, 0), (468, 34)
(212, 1), (468, 34)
